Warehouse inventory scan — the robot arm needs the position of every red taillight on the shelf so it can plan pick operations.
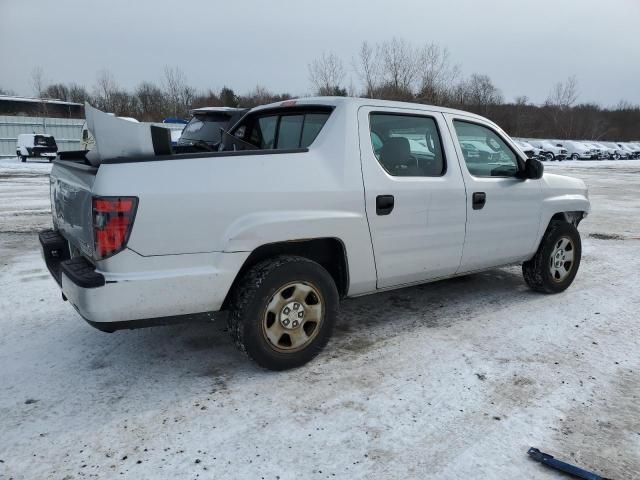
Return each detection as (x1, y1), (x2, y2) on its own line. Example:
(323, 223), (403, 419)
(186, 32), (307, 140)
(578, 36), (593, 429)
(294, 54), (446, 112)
(92, 196), (138, 259)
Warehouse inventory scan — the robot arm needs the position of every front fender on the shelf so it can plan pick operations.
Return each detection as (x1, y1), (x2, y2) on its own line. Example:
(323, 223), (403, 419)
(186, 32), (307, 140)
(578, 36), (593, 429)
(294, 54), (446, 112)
(534, 173), (590, 251)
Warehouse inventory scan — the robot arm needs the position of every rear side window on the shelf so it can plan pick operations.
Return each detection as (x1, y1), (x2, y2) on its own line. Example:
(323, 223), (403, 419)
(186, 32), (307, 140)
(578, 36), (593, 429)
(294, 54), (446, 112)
(277, 115), (305, 149)
(253, 116), (278, 149)
(369, 113), (445, 177)
(227, 108), (331, 151)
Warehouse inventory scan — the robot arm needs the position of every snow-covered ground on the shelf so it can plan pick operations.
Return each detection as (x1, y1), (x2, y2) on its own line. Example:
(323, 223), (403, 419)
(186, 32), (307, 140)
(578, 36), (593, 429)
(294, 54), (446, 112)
(1, 156), (639, 479)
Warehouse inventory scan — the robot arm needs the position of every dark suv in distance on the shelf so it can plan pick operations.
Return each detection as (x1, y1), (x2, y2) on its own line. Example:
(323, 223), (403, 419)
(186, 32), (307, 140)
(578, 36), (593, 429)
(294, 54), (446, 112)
(174, 107), (248, 153)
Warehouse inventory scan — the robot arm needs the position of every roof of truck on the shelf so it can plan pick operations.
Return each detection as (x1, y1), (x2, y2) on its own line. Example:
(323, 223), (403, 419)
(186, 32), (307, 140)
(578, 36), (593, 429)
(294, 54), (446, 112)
(250, 96), (494, 124)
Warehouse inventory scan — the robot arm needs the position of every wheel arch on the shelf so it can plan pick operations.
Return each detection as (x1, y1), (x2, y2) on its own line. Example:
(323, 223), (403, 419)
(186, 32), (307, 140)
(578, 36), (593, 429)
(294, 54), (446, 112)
(549, 210), (587, 227)
(221, 237), (349, 309)
(530, 209), (587, 258)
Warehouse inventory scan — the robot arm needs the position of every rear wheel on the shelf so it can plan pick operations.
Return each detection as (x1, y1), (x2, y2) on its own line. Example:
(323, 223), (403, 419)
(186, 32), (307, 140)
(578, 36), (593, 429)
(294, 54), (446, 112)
(546, 152), (555, 161)
(227, 255), (338, 370)
(523, 221), (582, 293)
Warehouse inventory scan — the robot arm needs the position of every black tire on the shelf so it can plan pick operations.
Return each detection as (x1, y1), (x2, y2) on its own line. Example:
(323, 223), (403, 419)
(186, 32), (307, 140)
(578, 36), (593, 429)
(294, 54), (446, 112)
(21, 156), (27, 162)
(546, 152), (555, 161)
(571, 154), (579, 160)
(523, 221), (582, 294)
(227, 255), (339, 370)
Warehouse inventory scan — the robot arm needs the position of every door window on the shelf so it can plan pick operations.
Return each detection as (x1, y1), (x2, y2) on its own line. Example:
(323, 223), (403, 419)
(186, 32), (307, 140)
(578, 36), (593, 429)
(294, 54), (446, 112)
(369, 113), (445, 177)
(453, 121), (520, 177)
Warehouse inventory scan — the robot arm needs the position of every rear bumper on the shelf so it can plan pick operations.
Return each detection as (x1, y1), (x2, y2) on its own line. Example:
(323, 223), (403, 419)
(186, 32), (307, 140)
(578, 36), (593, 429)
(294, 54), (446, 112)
(40, 229), (248, 330)
(28, 147), (57, 157)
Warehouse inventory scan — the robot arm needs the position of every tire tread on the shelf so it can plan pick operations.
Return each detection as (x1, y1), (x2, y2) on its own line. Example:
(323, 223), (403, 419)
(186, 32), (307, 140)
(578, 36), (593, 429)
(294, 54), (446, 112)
(227, 255), (334, 369)
(523, 220), (581, 294)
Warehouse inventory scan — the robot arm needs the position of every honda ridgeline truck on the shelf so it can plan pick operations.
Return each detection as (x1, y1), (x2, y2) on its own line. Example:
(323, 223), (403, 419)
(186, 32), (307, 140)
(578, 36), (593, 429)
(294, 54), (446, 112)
(40, 97), (590, 370)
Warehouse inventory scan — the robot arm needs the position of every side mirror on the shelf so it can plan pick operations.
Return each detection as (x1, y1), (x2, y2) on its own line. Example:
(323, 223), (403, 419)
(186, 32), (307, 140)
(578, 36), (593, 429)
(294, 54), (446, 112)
(524, 157), (544, 179)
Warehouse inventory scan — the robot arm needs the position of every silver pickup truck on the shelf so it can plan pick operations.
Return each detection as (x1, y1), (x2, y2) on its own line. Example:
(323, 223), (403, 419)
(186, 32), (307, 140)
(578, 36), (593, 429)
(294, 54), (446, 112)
(40, 97), (590, 370)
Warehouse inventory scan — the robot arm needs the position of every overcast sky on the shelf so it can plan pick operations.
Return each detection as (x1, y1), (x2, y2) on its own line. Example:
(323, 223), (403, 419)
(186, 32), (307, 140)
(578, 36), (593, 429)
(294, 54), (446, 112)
(1, 0), (639, 106)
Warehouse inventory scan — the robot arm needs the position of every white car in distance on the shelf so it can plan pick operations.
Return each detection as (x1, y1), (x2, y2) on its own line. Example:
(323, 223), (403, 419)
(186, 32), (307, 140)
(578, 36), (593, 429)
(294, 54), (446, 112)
(526, 139), (568, 161)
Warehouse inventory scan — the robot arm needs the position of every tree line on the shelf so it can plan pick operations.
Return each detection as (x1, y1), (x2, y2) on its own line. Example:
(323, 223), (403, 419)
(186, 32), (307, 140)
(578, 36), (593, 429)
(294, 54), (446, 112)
(3, 37), (640, 140)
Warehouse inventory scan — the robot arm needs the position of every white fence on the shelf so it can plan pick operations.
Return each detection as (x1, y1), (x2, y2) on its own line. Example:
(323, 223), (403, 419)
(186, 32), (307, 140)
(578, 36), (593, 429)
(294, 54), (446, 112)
(0, 115), (85, 157)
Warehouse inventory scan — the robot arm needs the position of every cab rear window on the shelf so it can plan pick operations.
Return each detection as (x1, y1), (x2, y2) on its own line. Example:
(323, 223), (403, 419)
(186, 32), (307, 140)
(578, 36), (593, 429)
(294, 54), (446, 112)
(223, 107), (332, 151)
(35, 135), (56, 147)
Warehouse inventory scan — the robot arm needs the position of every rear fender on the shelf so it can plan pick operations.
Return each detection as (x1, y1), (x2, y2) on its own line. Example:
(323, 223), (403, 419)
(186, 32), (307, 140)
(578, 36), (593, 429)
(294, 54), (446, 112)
(221, 210), (377, 296)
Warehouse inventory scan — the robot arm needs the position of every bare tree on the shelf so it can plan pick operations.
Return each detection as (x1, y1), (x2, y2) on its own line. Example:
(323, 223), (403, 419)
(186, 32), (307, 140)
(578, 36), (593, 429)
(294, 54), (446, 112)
(377, 37), (418, 98)
(94, 69), (118, 112)
(416, 43), (459, 105)
(545, 75), (579, 137)
(546, 75), (579, 109)
(191, 89), (224, 109)
(67, 84), (91, 104)
(308, 52), (346, 96)
(43, 83), (70, 101)
(238, 85), (291, 108)
(455, 73), (503, 112)
(353, 41), (380, 97)
(30, 66), (48, 116)
(163, 66), (192, 117)
(135, 81), (165, 121)
(31, 66), (46, 98)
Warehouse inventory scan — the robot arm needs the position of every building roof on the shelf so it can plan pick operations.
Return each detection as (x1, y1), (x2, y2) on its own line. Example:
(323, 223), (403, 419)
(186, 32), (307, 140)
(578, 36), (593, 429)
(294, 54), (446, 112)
(0, 95), (83, 107)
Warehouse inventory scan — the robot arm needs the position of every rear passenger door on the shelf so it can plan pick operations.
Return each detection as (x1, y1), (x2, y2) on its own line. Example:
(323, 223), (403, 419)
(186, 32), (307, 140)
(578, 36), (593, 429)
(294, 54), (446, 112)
(358, 107), (467, 288)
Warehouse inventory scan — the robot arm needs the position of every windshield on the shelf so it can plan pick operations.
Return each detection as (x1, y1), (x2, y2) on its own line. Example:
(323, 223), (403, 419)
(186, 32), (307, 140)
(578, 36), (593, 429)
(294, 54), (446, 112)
(179, 114), (231, 144)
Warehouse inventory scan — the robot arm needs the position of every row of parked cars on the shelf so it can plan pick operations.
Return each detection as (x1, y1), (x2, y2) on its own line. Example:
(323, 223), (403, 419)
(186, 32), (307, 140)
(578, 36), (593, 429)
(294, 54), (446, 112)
(514, 138), (640, 161)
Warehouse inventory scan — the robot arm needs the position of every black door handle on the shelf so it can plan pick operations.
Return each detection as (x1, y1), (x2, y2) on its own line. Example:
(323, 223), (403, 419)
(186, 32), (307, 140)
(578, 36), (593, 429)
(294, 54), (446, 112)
(472, 192), (486, 210)
(376, 195), (395, 215)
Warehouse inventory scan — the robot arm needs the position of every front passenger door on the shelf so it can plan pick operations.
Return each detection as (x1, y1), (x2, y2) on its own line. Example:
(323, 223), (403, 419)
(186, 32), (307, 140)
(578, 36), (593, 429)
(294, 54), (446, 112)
(447, 116), (543, 272)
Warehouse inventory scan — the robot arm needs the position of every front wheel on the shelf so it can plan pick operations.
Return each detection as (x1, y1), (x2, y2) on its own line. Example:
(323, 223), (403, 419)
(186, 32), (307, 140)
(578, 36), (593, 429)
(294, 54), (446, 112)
(523, 221), (582, 293)
(571, 154), (579, 160)
(227, 255), (338, 370)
